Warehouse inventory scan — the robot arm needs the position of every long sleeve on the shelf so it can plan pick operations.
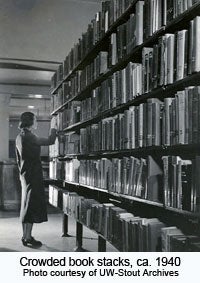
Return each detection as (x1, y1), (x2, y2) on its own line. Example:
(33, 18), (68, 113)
(34, 128), (57, 146)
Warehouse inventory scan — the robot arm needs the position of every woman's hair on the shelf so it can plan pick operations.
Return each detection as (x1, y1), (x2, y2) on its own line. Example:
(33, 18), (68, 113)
(18, 112), (35, 129)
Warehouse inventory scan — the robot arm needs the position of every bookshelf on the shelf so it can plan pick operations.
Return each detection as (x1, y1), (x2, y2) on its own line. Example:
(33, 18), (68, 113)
(62, 179), (200, 217)
(49, 0), (200, 252)
(51, 1), (200, 96)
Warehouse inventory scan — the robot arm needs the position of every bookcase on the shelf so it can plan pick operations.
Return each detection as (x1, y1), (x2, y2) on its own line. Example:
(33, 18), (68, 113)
(49, 0), (200, 252)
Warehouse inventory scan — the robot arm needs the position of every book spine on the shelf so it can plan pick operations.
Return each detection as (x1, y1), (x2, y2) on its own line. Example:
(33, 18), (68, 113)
(135, 1), (144, 46)
(177, 91), (186, 144)
(147, 100), (152, 146)
(176, 30), (187, 81)
(167, 34), (175, 84)
(192, 87), (199, 144)
(138, 104), (144, 147)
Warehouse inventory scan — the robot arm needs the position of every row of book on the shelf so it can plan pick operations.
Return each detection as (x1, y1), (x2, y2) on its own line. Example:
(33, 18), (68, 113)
(51, 62), (142, 113)
(49, 133), (79, 158)
(162, 87), (200, 146)
(110, 16), (200, 92)
(143, 17), (200, 93)
(49, 185), (200, 251)
(50, 156), (159, 202)
(51, 0), (134, 89)
(79, 98), (162, 152)
(51, 86), (200, 152)
(110, 0), (144, 61)
(52, 14), (200, 114)
(167, 0), (200, 24)
(54, 101), (81, 130)
(80, 87), (200, 150)
(73, 51), (108, 92)
(144, 0), (200, 39)
(49, 154), (200, 213)
(52, 0), (199, 88)
(162, 155), (200, 212)
(49, 159), (65, 181)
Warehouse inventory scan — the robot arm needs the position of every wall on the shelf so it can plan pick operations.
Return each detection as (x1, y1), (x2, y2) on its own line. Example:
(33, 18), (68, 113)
(0, 0), (101, 61)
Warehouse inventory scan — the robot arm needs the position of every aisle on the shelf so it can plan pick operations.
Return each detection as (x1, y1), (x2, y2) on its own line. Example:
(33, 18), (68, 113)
(0, 209), (117, 252)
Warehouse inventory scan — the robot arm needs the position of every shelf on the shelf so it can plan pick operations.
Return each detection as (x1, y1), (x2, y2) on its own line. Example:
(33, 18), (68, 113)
(65, 180), (79, 187)
(165, 206), (200, 219)
(58, 71), (200, 132)
(56, 144), (200, 161)
(63, 180), (163, 207)
(56, 179), (200, 218)
(64, 180), (108, 193)
(76, 219), (120, 251)
(109, 191), (164, 207)
(165, 2), (200, 32)
(50, 2), (200, 97)
(50, 1), (137, 95)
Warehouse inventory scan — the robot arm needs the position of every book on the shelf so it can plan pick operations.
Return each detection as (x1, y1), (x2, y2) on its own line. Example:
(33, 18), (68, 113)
(147, 156), (163, 202)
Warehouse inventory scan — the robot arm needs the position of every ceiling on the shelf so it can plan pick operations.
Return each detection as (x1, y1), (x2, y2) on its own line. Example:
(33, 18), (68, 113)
(0, 0), (101, 118)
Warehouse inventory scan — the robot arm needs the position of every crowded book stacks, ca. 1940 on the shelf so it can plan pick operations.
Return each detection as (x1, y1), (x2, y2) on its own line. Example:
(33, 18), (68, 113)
(48, 0), (200, 252)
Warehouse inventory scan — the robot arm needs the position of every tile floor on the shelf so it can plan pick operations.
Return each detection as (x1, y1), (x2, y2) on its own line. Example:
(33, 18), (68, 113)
(0, 206), (117, 252)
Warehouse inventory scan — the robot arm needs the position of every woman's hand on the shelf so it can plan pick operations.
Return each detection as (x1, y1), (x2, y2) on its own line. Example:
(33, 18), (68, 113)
(50, 117), (58, 130)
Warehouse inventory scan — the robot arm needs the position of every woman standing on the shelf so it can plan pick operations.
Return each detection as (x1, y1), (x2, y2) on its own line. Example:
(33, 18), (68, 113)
(15, 112), (57, 248)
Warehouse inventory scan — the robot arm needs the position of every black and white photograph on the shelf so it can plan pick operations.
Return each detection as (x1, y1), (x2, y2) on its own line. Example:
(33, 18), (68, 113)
(1, 1), (200, 278)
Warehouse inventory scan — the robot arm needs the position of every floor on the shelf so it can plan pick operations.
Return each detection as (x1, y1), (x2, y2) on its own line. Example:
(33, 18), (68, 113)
(0, 206), (117, 252)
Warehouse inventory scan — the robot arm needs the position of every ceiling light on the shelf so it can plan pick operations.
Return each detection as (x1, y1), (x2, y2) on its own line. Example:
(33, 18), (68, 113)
(28, 105), (35, 109)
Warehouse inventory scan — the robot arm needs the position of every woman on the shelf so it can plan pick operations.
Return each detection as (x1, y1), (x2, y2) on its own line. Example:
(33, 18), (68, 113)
(15, 112), (57, 248)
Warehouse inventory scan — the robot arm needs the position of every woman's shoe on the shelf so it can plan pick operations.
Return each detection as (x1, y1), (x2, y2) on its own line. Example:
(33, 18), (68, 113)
(22, 237), (42, 247)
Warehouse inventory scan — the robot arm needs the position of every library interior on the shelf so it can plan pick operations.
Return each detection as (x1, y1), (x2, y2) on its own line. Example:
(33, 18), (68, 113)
(0, 0), (200, 252)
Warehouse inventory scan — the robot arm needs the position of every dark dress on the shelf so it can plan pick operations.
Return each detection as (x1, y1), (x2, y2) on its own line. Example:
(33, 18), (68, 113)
(15, 128), (56, 223)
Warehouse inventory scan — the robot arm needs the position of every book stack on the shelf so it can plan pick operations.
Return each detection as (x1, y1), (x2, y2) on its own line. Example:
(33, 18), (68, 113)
(161, 227), (200, 251)
(142, 17), (200, 92)
(49, 135), (65, 158)
(126, 1), (144, 53)
(49, 185), (63, 209)
(51, 88), (64, 112)
(162, 87), (200, 146)
(57, 101), (81, 130)
(64, 132), (80, 155)
(80, 97), (92, 122)
(65, 159), (80, 183)
(63, 191), (81, 218)
(109, 1), (145, 63)
(63, 81), (72, 104)
(49, 160), (65, 180)
(143, 0), (167, 41)
(50, 0), (135, 90)
(108, 0), (133, 27)
(50, 184), (200, 251)
(77, 156), (163, 202)
(166, 0), (200, 24)
(79, 99), (162, 153)
(162, 155), (200, 212)
(51, 64), (64, 91)
(49, 0), (200, 252)
(80, 51), (108, 91)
